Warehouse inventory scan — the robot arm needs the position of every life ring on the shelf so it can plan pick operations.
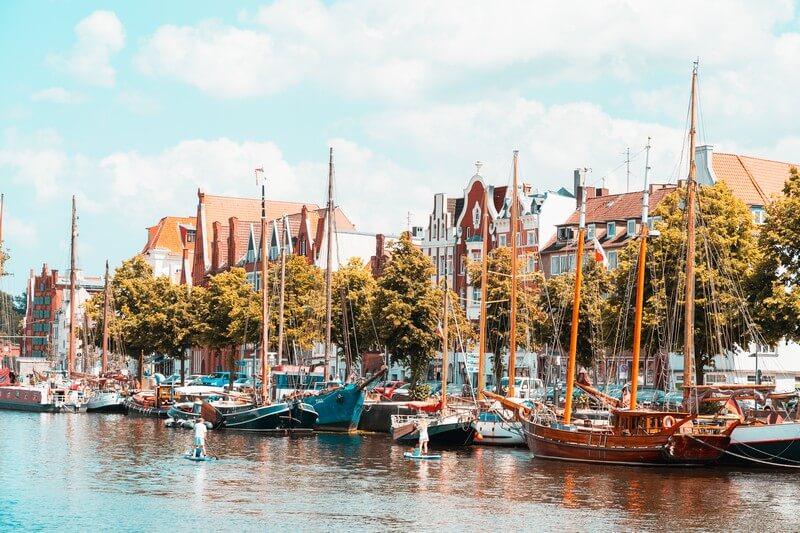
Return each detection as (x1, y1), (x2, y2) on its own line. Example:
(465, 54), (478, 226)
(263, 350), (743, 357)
(663, 415), (676, 429)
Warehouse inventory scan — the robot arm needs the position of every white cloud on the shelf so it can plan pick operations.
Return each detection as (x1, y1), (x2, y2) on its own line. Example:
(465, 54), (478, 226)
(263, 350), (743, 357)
(49, 10), (125, 87)
(115, 91), (159, 114)
(3, 214), (38, 250)
(30, 87), (85, 104)
(135, 0), (796, 102)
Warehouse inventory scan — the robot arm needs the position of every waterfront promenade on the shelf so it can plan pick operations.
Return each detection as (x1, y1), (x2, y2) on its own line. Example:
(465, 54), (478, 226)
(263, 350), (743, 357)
(0, 412), (796, 532)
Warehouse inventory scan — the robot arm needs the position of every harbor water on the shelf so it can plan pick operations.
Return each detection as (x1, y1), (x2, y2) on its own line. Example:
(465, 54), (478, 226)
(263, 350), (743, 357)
(0, 412), (797, 532)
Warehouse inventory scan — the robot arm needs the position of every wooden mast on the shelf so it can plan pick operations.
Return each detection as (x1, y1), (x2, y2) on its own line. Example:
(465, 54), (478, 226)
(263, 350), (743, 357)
(441, 279), (449, 411)
(629, 138), (652, 409)
(324, 147), (334, 382)
(277, 215), (287, 367)
(563, 169), (588, 425)
(0, 194), (4, 279)
(477, 188), (490, 398)
(101, 259), (110, 373)
(683, 63), (699, 403)
(259, 171), (270, 404)
(68, 194), (77, 379)
(507, 150), (519, 397)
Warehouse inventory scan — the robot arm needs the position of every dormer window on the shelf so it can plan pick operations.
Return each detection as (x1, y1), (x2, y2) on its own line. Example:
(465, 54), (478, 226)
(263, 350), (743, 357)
(627, 219), (636, 237)
(186, 230), (196, 243)
(607, 222), (616, 239)
(557, 227), (571, 242)
(587, 224), (596, 240)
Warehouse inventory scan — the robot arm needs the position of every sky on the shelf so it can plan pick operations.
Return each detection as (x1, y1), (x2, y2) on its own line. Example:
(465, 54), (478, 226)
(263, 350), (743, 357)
(2, 0), (800, 296)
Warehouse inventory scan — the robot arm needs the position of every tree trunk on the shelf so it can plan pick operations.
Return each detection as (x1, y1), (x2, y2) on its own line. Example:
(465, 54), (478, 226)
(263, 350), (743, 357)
(180, 349), (186, 386)
(228, 346), (236, 389)
(694, 350), (705, 388)
(137, 350), (144, 389)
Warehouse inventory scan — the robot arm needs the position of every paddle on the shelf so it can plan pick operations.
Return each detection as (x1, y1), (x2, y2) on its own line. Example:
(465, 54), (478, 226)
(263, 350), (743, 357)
(203, 437), (220, 460)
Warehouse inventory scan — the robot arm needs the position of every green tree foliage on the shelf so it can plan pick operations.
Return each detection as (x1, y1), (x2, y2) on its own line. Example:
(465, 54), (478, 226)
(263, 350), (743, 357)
(611, 181), (760, 386)
(542, 258), (612, 370)
(149, 278), (198, 385)
(332, 258), (378, 373)
(267, 254), (324, 361)
(0, 290), (24, 337)
(374, 233), (441, 398)
(195, 268), (261, 387)
(750, 166), (800, 344)
(468, 246), (545, 387)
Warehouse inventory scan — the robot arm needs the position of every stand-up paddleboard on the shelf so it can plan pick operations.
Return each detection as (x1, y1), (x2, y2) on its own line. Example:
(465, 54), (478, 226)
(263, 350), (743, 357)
(184, 454), (215, 462)
(404, 452), (441, 460)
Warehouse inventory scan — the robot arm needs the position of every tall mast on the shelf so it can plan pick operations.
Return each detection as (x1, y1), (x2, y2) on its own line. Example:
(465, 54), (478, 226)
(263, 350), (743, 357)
(629, 138), (652, 409)
(341, 285), (353, 383)
(324, 147), (334, 382)
(563, 168), (588, 425)
(0, 194), (4, 278)
(441, 279), (449, 411)
(477, 188), (490, 398)
(683, 63), (699, 402)
(277, 216), (287, 367)
(68, 195), (77, 379)
(259, 170), (270, 404)
(101, 260), (110, 373)
(507, 150), (519, 397)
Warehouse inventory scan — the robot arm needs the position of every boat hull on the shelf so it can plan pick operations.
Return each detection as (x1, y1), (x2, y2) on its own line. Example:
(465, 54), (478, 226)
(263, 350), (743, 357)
(475, 412), (525, 446)
(0, 387), (60, 413)
(222, 400), (318, 432)
(86, 393), (125, 413)
(301, 383), (365, 432)
(393, 417), (476, 446)
(723, 422), (800, 466)
(124, 398), (171, 418)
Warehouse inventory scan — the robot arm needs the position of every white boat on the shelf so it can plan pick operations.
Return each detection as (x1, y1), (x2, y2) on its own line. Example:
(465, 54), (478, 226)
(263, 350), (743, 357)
(726, 421), (800, 466)
(0, 384), (62, 413)
(474, 410), (525, 446)
(86, 390), (125, 413)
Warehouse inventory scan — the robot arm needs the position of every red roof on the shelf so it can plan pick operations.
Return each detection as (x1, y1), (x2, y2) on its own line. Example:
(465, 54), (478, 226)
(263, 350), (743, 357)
(712, 153), (798, 206)
(561, 185), (677, 226)
(141, 216), (196, 255)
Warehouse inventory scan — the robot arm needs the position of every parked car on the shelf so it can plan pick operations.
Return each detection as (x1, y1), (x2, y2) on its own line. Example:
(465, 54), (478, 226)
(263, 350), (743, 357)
(185, 374), (205, 386)
(200, 372), (247, 387)
(232, 377), (262, 392)
(390, 383), (412, 401)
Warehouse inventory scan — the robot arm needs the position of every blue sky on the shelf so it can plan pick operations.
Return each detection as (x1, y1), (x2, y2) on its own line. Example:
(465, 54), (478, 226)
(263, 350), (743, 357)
(2, 0), (800, 295)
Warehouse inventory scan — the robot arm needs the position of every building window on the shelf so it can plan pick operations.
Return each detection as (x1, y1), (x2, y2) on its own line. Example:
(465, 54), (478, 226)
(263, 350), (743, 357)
(447, 258), (453, 276)
(627, 219), (636, 236)
(551, 256), (560, 275)
(587, 224), (596, 240)
(472, 287), (480, 303)
(606, 222), (616, 239)
(187, 230), (196, 243)
(527, 255), (537, 273)
(300, 241), (306, 255)
(608, 251), (618, 269)
(752, 208), (766, 225)
(527, 231), (535, 246)
(473, 203), (481, 227)
(460, 256), (465, 274)
(499, 235), (507, 247)
(557, 227), (571, 242)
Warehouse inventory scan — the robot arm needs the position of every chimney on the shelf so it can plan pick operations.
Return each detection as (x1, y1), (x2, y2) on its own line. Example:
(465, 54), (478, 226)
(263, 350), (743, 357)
(180, 247), (189, 286)
(596, 188), (609, 197)
(211, 221), (221, 271)
(373, 234), (386, 278)
(227, 217), (239, 267)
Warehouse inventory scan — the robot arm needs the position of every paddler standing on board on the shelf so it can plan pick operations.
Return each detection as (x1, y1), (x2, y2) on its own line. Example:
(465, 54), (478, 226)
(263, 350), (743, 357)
(193, 417), (208, 458)
(417, 415), (430, 455)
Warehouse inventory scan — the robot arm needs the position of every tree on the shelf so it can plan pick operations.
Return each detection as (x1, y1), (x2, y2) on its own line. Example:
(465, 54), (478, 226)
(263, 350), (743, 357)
(468, 246), (545, 388)
(610, 181), (760, 387)
(374, 233), (441, 398)
(0, 290), (24, 337)
(267, 254), (325, 363)
(195, 268), (261, 388)
(332, 258), (378, 378)
(750, 166), (800, 344)
(150, 278), (198, 385)
(541, 258), (612, 371)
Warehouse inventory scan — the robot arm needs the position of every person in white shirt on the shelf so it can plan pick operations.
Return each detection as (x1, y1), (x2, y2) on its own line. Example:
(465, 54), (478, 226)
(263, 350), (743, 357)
(193, 417), (208, 457)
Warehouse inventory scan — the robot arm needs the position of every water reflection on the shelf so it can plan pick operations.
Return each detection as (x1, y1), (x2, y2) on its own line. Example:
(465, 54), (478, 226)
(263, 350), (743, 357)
(0, 413), (798, 531)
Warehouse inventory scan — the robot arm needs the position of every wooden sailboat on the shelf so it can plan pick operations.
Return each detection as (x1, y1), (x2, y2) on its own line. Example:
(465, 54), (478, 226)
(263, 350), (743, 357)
(517, 65), (737, 465)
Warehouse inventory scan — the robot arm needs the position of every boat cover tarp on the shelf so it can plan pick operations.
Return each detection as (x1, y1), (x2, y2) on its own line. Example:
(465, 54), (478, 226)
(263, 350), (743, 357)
(405, 400), (442, 413)
(0, 368), (10, 385)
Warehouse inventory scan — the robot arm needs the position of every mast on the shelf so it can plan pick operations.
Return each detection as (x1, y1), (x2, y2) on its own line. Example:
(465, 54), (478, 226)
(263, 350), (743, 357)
(259, 170), (270, 404)
(68, 195), (77, 379)
(0, 194), (4, 278)
(101, 260), (110, 373)
(324, 147), (334, 382)
(477, 189), (490, 398)
(341, 285), (352, 383)
(441, 279), (449, 411)
(82, 311), (90, 373)
(629, 138), (652, 409)
(563, 168), (588, 425)
(507, 150), (519, 397)
(277, 216), (287, 367)
(683, 64), (699, 403)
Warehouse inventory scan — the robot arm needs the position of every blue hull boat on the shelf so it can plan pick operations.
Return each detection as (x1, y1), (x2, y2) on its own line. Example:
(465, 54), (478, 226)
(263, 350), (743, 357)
(301, 383), (365, 432)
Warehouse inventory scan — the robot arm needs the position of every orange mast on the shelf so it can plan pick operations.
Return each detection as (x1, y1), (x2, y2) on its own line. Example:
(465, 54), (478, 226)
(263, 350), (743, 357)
(507, 150), (519, 397)
(441, 279), (449, 411)
(477, 188), (490, 398)
(683, 64), (699, 403)
(629, 138), (652, 409)
(563, 169), (588, 425)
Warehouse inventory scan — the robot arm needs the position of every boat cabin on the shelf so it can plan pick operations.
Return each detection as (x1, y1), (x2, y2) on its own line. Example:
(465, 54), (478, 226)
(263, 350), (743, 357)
(611, 410), (688, 436)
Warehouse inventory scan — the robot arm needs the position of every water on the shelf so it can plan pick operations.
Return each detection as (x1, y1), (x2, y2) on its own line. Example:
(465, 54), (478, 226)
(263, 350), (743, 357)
(0, 412), (797, 532)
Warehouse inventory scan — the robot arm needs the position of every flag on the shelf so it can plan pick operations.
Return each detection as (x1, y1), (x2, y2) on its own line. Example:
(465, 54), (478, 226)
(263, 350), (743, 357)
(724, 396), (744, 420)
(254, 167), (264, 185)
(592, 236), (608, 268)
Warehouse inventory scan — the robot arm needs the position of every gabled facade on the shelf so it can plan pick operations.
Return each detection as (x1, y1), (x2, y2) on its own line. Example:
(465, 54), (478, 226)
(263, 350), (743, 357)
(141, 216), (196, 284)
